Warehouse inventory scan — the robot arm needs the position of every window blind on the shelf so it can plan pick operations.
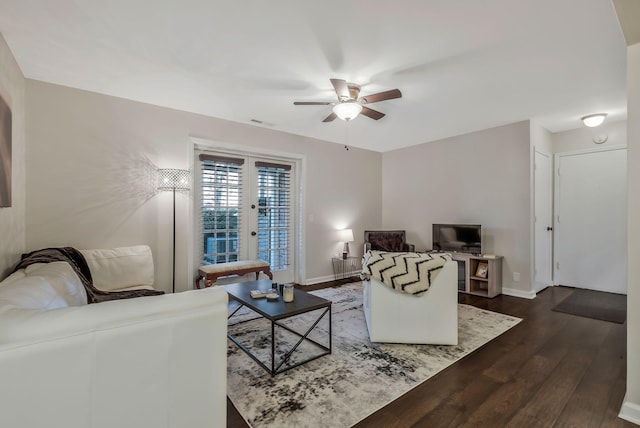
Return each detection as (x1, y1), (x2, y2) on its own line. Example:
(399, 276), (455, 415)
(199, 155), (244, 264)
(255, 161), (291, 270)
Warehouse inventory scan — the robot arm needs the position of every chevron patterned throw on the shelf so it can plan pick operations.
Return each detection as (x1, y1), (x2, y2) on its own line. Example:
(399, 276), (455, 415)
(362, 250), (452, 296)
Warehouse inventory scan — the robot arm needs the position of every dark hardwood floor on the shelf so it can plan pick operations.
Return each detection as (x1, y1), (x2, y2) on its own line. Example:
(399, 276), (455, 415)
(227, 281), (634, 428)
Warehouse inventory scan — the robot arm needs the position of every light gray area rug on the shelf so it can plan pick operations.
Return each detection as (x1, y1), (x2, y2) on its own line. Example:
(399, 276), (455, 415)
(227, 282), (521, 428)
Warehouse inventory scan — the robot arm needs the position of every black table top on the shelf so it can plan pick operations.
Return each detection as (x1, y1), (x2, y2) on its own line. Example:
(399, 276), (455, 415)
(224, 280), (331, 321)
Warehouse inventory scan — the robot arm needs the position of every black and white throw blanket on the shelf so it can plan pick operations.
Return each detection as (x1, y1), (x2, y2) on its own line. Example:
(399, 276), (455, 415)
(361, 250), (452, 296)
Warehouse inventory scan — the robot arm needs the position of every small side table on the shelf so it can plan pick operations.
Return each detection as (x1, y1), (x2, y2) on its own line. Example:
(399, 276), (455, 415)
(332, 257), (360, 281)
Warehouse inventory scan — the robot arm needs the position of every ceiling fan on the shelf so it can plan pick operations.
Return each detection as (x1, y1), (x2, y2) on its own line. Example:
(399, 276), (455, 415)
(293, 78), (402, 122)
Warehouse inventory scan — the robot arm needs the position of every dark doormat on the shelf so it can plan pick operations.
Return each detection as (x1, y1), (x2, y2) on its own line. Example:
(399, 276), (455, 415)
(552, 288), (626, 324)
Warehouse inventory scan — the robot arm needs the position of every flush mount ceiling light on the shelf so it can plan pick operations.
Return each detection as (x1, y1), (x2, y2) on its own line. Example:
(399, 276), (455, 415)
(333, 101), (363, 121)
(581, 113), (607, 127)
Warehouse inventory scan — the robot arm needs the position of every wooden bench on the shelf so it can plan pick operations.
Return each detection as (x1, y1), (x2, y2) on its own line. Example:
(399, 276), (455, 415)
(195, 260), (273, 289)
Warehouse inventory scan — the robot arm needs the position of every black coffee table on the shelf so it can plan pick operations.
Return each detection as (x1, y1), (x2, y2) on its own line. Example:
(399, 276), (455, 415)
(225, 280), (332, 376)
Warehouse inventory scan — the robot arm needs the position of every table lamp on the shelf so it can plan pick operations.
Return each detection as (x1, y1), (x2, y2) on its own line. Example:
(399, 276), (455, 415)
(338, 228), (354, 259)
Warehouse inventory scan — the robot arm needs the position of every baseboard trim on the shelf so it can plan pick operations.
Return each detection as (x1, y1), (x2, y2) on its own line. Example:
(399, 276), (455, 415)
(619, 396), (640, 425)
(502, 287), (536, 299)
(301, 274), (336, 286)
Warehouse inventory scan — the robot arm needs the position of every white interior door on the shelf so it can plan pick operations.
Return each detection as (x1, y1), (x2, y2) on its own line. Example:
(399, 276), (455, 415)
(534, 150), (553, 292)
(555, 147), (627, 294)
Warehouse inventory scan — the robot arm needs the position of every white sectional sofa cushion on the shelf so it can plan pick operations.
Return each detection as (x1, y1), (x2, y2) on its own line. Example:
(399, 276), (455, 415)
(80, 245), (155, 291)
(0, 262), (87, 310)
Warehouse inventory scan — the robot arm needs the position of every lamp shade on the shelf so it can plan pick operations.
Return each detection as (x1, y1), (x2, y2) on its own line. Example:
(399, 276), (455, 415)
(157, 169), (191, 191)
(581, 113), (607, 127)
(338, 228), (354, 243)
(333, 102), (362, 121)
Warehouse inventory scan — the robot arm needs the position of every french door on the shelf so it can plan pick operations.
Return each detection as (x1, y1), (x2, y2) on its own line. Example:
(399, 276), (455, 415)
(196, 151), (295, 283)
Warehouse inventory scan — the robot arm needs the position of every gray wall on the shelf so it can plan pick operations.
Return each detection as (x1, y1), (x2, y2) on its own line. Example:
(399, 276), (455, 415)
(381, 121), (532, 295)
(0, 34), (25, 278)
(24, 80), (382, 291)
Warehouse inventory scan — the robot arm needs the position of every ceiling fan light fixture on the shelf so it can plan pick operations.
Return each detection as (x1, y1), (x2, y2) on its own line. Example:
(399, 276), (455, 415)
(333, 101), (363, 121)
(581, 113), (607, 127)
(294, 78), (400, 122)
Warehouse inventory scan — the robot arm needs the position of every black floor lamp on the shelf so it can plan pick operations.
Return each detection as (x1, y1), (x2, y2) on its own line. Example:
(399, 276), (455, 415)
(157, 168), (191, 293)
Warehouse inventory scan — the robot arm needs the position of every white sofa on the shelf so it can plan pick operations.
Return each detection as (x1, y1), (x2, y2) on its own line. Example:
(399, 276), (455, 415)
(0, 245), (228, 428)
(362, 256), (458, 345)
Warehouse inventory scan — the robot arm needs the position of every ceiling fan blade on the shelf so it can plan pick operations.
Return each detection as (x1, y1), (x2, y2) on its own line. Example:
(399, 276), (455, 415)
(361, 89), (402, 104)
(360, 106), (385, 120)
(330, 78), (350, 100)
(293, 101), (332, 105)
(322, 112), (337, 122)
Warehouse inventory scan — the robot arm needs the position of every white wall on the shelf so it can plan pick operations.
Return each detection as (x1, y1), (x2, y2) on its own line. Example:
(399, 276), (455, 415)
(552, 119), (627, 153)
(0, 34), (25, 278)
(25, 80), (382, 291)
(381, 121), (533, 296)
(621, 41), (640, 424)
(530, 120), (553, 153)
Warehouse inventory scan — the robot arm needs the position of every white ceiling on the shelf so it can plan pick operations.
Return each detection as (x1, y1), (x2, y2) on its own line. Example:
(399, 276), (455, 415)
(0, 0), (627, 152)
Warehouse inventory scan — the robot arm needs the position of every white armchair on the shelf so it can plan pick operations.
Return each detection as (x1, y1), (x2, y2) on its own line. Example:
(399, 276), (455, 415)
(362, 257), (458, 345)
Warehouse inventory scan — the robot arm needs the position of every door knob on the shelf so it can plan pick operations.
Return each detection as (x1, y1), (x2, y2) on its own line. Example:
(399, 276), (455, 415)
(251, 231), (257, 236)
(547, 227), (553, 231)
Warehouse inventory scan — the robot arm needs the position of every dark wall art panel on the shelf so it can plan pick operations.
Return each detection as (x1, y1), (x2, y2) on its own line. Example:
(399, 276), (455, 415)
(0, 93), (11, 207)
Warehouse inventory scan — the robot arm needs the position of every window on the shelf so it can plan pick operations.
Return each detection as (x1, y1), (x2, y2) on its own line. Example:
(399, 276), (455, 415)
(199, 154), (243, 264)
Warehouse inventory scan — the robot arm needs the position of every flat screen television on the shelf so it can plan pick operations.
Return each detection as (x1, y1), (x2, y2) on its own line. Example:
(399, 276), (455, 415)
(432, 224), (482, 254)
